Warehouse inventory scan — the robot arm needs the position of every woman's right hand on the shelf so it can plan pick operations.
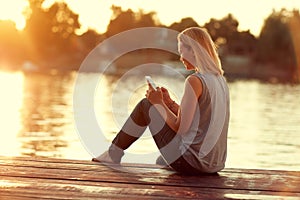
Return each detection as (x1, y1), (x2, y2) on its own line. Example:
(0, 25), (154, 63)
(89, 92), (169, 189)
(146, 86), (163, 105)
(161, 87), (173, 105)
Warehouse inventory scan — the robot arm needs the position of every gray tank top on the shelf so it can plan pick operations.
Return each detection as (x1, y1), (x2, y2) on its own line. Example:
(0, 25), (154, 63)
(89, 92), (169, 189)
(180, 72), (230, 173)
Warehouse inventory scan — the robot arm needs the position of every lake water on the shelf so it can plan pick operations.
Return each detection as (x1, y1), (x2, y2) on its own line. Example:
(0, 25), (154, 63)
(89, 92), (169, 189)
(1, 70), (300, 171)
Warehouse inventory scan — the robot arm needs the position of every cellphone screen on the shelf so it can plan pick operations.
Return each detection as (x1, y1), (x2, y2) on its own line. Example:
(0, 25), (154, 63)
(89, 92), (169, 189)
(145, 76), (157, 90)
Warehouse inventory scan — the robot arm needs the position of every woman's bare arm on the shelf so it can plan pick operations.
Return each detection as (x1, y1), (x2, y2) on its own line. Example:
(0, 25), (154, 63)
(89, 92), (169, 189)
(176, 75), (202, 135)
(150, 75), (202, 134)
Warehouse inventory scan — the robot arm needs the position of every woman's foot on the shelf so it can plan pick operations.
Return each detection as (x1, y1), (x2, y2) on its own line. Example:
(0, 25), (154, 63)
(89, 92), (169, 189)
(92, 151), (115, 163)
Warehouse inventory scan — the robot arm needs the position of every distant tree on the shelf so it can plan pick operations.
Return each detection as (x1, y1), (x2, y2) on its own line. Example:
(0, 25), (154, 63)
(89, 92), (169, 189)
(169, 17), (199, 32)
(105, 6), (160, 38)
(256, 9), (298, 81)
(204, 14), (237, 49)
(204, 14), (238, 43)
(225, 30), (257, 56)
(78, 29), (104, 54)
(203, 14), (257, 56)
(0, 20), (25, 68)
(23, 0), (80, 69)
(136, 10), (159, 27)
(105, 6), (136, 37)
(288, 9), (300, 82)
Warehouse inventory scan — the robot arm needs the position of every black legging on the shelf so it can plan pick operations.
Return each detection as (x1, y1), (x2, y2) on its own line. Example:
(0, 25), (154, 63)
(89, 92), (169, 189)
(108, 98), (202, 175)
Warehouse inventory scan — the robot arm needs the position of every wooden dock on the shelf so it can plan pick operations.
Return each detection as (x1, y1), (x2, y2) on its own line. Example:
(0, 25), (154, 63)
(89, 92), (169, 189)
(0, 156), (299, 199)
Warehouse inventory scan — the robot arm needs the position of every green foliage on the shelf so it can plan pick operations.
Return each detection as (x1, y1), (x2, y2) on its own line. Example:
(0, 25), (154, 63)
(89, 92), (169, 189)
(79, 29), (104, 53)
(289, 10), (300, 82)
(204, 14), (239, 43)
(204, 14), (257, 56)
(23, 0), (81, 69)
(169, 17), (199, 32)
(0, 20), (25, 68)
(256, 9), (297, 76)
(105, 6), (159, 37)
(0, 3), (299, 82)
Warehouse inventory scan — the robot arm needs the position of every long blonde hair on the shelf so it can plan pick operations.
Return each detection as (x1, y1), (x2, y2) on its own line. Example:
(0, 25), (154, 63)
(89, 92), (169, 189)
(178, 27), (223, 75)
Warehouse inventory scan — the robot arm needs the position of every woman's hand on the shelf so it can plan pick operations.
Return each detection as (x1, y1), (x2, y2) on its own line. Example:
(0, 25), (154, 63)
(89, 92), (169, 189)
(146, 84), (163, 105)
(161, 87), (173, 105)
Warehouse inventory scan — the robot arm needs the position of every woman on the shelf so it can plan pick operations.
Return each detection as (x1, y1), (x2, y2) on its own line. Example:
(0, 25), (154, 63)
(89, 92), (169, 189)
(92, 27), (230, 175)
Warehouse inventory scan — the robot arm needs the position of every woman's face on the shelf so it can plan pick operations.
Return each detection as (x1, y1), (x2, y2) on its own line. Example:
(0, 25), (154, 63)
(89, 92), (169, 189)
(178, 41), (196, 71)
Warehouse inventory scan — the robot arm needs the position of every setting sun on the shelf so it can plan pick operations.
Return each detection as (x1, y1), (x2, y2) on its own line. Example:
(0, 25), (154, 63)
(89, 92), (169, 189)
(0, 0), (28, 30)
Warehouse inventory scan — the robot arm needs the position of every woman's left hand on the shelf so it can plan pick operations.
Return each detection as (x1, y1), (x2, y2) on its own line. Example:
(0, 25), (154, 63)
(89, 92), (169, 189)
(146, 86), (164, 105)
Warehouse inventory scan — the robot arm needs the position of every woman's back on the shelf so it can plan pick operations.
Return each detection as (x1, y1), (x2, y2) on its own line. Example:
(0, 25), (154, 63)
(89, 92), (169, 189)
(181, 72), (230, 173)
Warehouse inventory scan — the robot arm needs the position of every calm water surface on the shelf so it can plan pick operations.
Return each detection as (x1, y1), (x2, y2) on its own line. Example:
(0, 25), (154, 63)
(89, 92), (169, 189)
(1, 70), (300, 171)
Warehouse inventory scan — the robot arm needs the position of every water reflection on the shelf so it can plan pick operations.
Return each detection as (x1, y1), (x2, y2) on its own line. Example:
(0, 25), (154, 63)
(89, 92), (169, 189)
(0, 71), (87, 158)
(20, 72), (78, 157)
(228, 80), (300, 169)
(0, 72), (23, 156)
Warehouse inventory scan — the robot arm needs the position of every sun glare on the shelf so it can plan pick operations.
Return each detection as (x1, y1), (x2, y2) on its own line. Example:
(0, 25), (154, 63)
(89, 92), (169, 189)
(0, 72), (24, 156)
(0, 0), (28, 30)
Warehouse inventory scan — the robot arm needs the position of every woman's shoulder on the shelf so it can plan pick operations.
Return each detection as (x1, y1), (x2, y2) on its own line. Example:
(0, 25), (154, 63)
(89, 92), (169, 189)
(187, 73), (207, 87)
(187, 73), (202, 83)
(186, 74), (203, 96)
(189, 72), (209, 84)
(193, 72), (224, 82)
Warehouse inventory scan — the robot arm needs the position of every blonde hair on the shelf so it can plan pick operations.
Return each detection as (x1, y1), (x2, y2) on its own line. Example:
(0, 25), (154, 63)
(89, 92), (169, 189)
(178, 27), (223, 75)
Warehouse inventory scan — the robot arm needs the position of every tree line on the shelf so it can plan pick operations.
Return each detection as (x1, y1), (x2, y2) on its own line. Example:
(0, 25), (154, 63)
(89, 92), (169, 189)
(0, 0), (299, 82)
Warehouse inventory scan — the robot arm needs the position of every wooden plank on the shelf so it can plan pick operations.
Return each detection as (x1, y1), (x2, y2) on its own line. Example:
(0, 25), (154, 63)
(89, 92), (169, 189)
(1, 159), (300, 193)
(0, 175), (299, 200)
(0, 156), (300, 199)
(1, 155), (299, 176)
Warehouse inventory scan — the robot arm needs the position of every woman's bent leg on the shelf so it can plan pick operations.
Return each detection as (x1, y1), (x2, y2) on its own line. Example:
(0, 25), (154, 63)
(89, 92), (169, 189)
(108, 98), (181, 163)
(107, 98), (202, 174)
(145, 102), (203, 175)
(108, 98), (153, 162)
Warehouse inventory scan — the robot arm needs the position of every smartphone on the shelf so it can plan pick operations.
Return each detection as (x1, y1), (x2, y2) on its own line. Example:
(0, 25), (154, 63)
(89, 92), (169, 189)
(145, 76), (157, 91)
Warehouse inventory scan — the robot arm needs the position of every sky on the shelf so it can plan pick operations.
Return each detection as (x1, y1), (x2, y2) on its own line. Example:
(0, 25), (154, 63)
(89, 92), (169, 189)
(0, 0), (300, 36)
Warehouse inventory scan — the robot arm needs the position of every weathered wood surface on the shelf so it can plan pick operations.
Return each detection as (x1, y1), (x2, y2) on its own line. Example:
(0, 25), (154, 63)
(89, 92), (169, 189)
(0, 156), (299, 199)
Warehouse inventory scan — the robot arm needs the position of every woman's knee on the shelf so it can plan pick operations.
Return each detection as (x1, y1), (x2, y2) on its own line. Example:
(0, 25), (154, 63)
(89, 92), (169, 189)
(140, 98), (151, 107)
(136, 98), (153, 112)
